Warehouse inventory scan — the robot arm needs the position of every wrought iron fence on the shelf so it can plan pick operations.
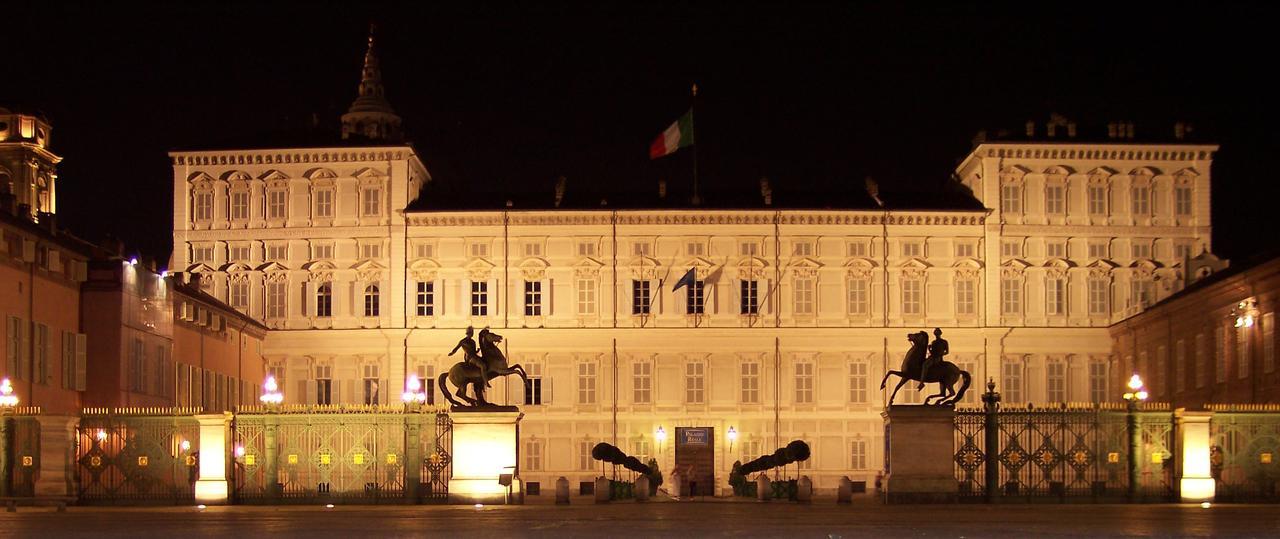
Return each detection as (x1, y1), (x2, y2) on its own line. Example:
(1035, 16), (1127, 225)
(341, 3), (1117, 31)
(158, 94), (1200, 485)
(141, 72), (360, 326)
(1, 407), (43, 497)
(1208, 404), (1280, 502)
(233, 405), (451, 504)
(955, 402), (1175, 502)
(76, 407), (203, 504)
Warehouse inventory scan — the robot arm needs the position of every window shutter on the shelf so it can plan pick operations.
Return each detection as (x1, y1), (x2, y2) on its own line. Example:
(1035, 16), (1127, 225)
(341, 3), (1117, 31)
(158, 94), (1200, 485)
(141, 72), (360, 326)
(73, 260), (87, 282)
(19, 320), (30, 380)
(544, 374), (553, 404)
(300, 380), (313, 405)
(48, 250), (61, 273)
(21, 239), (35, 262)
(344, 379), (356, 405)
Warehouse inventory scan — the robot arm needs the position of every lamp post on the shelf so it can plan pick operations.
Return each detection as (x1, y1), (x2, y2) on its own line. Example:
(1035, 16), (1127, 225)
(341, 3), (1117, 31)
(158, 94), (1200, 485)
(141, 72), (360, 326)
(1123, 373), (1148, 501)
(655, 426), (667, 453)
(402, 374), (428, 406)
(259, 374), (283, 405)
(726, 426), (738, 452)
(0, 377), (17, 498)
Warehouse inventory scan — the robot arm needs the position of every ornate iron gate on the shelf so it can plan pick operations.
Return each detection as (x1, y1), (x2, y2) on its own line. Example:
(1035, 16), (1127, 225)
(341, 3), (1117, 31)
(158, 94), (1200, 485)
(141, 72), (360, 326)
(1209, 405), (1280, 502)
(76, 408), (202, 504)
(1, 408), (42, 497)
(233, 405), (451, 504)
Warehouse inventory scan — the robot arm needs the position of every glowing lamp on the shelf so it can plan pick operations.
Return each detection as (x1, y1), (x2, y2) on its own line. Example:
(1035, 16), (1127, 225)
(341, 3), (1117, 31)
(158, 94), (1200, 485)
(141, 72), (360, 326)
(128, 257), (138, 266)
(180, 440), (192, 452)
(655, 426), (667, 444)
(234, 444), (246, 458)
(727, 426), (738, 442)
(95, 429), (108, 442)
(0, 378), (19, 407)
(1127, 374), (1144, 391)
(259, 375), (283, 405)
(402, 374), (427, 404)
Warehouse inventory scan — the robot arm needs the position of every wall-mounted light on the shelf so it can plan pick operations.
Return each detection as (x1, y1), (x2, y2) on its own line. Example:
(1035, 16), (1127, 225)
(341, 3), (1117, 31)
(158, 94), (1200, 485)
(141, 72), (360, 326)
(727, 426), (738, 451)
(259, 374), (283, 405)
(402, 374), (427, 404)
(1233, 299), (1259, 328)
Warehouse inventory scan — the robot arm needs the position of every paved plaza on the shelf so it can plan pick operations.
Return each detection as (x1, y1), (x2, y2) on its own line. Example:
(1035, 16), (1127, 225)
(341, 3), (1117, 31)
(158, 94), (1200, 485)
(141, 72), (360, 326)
(2, 500), (1279, 538)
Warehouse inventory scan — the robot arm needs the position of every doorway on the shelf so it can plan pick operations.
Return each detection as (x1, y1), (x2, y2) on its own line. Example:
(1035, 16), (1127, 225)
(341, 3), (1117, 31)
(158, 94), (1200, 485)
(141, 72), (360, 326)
(674, 427), (715, 497)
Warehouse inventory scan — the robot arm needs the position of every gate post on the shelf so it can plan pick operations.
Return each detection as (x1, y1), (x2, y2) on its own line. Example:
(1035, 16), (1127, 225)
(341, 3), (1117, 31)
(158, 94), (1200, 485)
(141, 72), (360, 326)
(0, 414), (10, 497)
(405, 411), (421, 501)
(1126, 399), (1140, 502)
(34, 415), (77, 498)
(981, 380), (1000, 503)
(1176, 409), (1215, 502)
(264, 414), (279, 499)
(195, 413), (231, 504)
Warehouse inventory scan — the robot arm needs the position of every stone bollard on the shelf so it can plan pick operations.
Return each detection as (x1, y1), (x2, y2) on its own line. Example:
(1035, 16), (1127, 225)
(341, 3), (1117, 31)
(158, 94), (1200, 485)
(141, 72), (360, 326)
(756, 475), (771, 502)
(635, 475), (650, 502)
(594, 476), (610, 504)
(796, 476), (813, 503)
(669, 472), (682, 498)
(837, 476), (853, 504)
(555, 476), (570, 505)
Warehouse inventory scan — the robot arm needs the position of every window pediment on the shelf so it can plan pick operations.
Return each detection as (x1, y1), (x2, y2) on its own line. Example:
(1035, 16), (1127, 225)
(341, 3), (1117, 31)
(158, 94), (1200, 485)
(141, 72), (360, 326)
(684, 256), (716, 269)
(187, 171), (216, 184)
(573, 257), (605, 277)
(219, 262), (253, 273)
(1042, 165), (1075, 177)
(221, 170), (252, 183)
(353, 167), (386, 179)
(256, 261), (290, 273)
(1000, 165), (1030, 181)
(517, 257), (549, 280)
(259, 169), (290, 181)
(466, 258), (496, 280)
(898, 257), (931, 270)
(1088, 166), (1117, 181)
(304, 167), (338, 180)
(1128, 166), (1162, 179)
(409, 258), (440, 281)
(302, 260), (336, 272)
(628, 256), (662, 279)
(351, 259), (386, 272)
(1129, 259), (1162, 271)
(185, 262), (215, 274)
(1044, 258), (1076, 269)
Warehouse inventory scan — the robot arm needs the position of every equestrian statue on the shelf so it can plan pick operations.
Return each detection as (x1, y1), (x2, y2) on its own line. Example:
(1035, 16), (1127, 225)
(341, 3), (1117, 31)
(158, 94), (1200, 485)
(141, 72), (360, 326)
(879, 328), (971, 406)
(439, 326), (529, 408)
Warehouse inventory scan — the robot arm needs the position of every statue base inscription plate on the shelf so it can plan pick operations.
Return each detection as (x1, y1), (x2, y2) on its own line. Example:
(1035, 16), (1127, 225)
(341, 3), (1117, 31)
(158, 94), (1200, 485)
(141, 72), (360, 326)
(448, 409), (524, 505)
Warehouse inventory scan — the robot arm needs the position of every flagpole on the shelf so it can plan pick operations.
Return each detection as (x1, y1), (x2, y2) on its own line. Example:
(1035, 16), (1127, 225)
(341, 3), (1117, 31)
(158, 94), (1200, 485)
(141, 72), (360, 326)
(691, 83), (700, 206)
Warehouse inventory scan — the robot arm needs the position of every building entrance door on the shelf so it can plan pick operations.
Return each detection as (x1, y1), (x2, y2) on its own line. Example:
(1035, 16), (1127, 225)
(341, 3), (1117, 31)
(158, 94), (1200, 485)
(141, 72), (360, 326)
(674, 427), (714, 497)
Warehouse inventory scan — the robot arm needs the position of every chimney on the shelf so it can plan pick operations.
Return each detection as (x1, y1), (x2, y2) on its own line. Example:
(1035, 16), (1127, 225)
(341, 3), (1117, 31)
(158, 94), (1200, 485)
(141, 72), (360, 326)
(1024, 120), (1036, 137)
(554, 176), (567, 208)
(658, 179), (667, 199)
(759, 177), (773, 206)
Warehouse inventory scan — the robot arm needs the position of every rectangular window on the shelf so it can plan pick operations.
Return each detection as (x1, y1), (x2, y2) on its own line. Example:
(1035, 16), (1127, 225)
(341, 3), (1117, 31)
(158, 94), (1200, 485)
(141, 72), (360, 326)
(901, 241), (923, 258)
(266, 244), (287, 261)
(795, 362), (814, 404)
(686, 280), (705, 315)
(1156, 346), (1168, 397)
(6, 317), (25, 380)
(1131, 278), (1153, 309)
(1046, 278), (1066, 316)
(315, 365), (332, 405)
(686, 241), (705, 256)
(266, 281), (287, 319)
(523, 243), (543, 257)
(523, 440), (543, 471)
(1001, 240), (1022, 258)
(632, 280), (651, 315)
(576, 278), (596, 315)
(524, 363), (543, 405)
(1132, 186), (1150, 215)
(577, 242), (596, 257)
(1045, 184), (1065, 215)
(848, 278), (869, 316)
(360, 243), (382, 260)
(194, 192), (213, 221)
(794, 278), (815, 315)
(1175, 186), (1193, 216)
(416, 282), (434, 317)
(579, 440), (595, 471)
(266, 190), (287, 220)
(1237, 325), (1251, 379)
(577, 362), (597, 405)
(1046, 241), (1067, 259)
(229, 281), (249, 310)
(229, 245), (251, 262)
(314, 189), (333, 218)
(469, 243), (489, 258)
(192, 246), (215, 264)
(1088, 361), (1107, 403)
(1175, 339), (1187, 392)
(1131, 242), (1151, 260)
(740, 280), (759, 315)
(1002, 360), (1023, 403)
(1001, 183), (1022, 213)
(955, 280), (976, 316)
(1195, 333), (1208, 388)
(793, 241), (814, 257)
(316, 283), (332, 317)
(415, 243), (435, 259)
(1088, 242), (1109, 260)
(362, 187), (381, 216)
(471, 281), (488, 317)
(849, 362), (867, 403)
(740, 361), (760, 404)
(1088, 185), (1107, 215)
(632, 242), (651, 257)
(1264, 312), (1275, 374)
(955, 242), (975, 258)
(230, 191), (250, 220)
(129, 337), (146, 392)
(362, 363), (381, 405)
(686, 362), (705, 404)
(1001, 278), (1021, 315)
(848, 242), (867, 257)
(902, 278), (922, 316)
(633, 361), (652, 404)
(524, 281), (542, 316)
(1047, 361), (1066, 402)
(1088, 279), (1109, 316)
(851, 440), (867, 470)
(742, 242), (761, 257)
(1216, 324), (1227, 384)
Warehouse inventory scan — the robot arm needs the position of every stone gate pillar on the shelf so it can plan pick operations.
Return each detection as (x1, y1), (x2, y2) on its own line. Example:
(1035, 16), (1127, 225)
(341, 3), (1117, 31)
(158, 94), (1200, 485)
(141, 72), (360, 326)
(33, 415), (77, 498)
(194, 413), (231, 504)
(1177, 410), (1215, 502)
(882, 405), (957, 503)
(448, 409), (523, 504)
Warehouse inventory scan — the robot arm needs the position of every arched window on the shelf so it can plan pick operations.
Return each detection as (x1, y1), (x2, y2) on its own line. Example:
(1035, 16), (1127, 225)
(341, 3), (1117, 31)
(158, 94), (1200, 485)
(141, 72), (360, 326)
(364, 284), (380, 317)
(316, 283), (332, 318)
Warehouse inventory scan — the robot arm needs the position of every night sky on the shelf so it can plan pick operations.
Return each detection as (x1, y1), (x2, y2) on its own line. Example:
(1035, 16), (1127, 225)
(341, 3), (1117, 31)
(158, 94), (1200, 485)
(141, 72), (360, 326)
(7, 2), (1278, 266)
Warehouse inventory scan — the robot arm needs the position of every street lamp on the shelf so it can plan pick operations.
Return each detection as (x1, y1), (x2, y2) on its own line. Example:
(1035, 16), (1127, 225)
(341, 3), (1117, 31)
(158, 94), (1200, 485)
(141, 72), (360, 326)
(402, 374), (427, 404)
(727, 426), (738, 452)
(1233, 299), (1259, 328)
(0, 378), (18, 408)
(259, 374), (283, 405)
(655, 426), (667, 452)
(1122, 373), (1149, 403)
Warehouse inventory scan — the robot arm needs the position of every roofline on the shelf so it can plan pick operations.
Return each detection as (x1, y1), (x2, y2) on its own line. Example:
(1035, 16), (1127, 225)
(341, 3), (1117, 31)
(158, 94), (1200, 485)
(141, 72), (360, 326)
(403, 207), (992, 215)
(955, 141), (1220, 177)
(166, 143), (420, 157)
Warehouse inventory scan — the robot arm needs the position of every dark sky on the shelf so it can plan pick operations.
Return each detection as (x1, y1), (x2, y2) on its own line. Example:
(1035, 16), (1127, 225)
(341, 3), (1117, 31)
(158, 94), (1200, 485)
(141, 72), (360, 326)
(7, 1), (1279, 265)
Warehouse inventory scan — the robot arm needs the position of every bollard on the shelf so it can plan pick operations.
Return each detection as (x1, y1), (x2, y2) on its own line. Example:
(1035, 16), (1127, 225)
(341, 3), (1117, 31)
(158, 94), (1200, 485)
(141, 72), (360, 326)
(669, 472), (682, 499)
(635, 475), (650, 502)
(594, 476), (611, 504)
(756, 475), (771, 502)
(555, 476), (570, 505)
(837, 476), (852, 504)
(796, 476), (813, 503)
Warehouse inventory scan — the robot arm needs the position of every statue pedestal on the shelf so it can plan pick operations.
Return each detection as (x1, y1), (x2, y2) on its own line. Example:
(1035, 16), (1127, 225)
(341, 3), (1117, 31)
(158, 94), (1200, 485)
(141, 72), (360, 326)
(448, 409), (523, 505)
(882, 405), (957, 503)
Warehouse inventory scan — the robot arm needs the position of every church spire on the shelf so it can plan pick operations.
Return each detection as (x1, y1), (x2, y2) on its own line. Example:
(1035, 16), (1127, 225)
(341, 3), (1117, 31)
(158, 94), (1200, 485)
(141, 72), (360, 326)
(341, 23), (403, 142)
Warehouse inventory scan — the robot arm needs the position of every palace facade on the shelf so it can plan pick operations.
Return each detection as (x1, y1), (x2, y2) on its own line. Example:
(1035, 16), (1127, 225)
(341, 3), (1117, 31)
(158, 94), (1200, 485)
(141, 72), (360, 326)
(169, 35), (1219, 494)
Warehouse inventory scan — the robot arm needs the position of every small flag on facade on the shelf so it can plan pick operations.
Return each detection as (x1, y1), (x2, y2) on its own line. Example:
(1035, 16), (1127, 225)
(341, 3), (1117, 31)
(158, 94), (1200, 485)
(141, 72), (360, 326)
(649, 110), (695, 160)
(672, 267), (697, 291)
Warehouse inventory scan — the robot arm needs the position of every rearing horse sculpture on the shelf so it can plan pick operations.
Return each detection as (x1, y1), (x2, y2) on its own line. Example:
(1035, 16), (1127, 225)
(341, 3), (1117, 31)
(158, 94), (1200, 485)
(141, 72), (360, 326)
(879, 331), (971, 406)
(439, 328), (529, 407)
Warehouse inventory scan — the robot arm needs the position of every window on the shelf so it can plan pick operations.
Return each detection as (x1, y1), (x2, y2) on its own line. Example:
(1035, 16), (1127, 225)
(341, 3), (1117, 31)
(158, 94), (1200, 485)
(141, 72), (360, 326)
(1001, 182), (1022, 214)
(901, 241), (923, 258)
(1131, 186), (1150, 215)
(524, 281), (542, 316)
(686, 280), (705, 315)
(579, 440), (595, 471)
(266, 281), (287, 319)
(265, 244), (287, 261)
(34, 323), (49, 385)
(794, 278), (815, 315)
(193, 191), (213, 221)
(793, 241), (814, 257)
(955, 279), (976, 316)
(1175, 340), (1187, 392)
(1131, 242), (1151, 260)
(5, 317), (24, 380)
(849, 361), (868, 403)
(523, 363), (543, 405)
(795, 362), (814, 404)
(740, 280), (759, 315)
(686, 362), (705, 404)
(314, 189), (333, 219)
(229, 245), (251, 262)
(955, 243), (975, 258)
(686, 241), (705, 256)
(1174, 243), (1193, 261)
(1047, 360), (1066, 402)
(1131, 277), (1154, 308)
(848, 241), (868, 258)
(1194, 333), (1207, 388)
(315, 283), (332, 317)
(1002, 360), (1023, 403)
(632, 280), (651, 315)
(632, 242), (651, 256)
(741, 361), (760, 404)
(192, 245), (215, 264)
(577, 362), (597, 405)
(1088, 185), (1108, 215)
(1046, 278), (1066, 316)
(1088, 278), (1109, 316)
(1175, 186), (1193, 217)
(1215, 324), (1227, 384)
(848, 278), (869, 316)
(633, 440), (651, 462)
(1088, 361), (1107, 403)
(415, 243), (435, 259)
(266, 189), (287, 220)
(577, 242), (596, 257)
(1046, 241), (1067, 259)
(1001, 278), (1022, 315)
(129, 338), (146, 392)
(469, 243), (489, 258)
(416, 282), (434, 317)
(1045, 184), (1065, 215)
(361, 187), (382, 217)
(523, 243), (543, 257)
(1264, 312), (1275, 374)
(851, 439), (867, 470)
(230, 191), (250, 220)
(364, 285), (380, 317)
(315, 364), (333, 405)
(901, 278), (922, 316)
(1237, 325), (1251, 379)
(742, 242), (761, 257)
(633, 361), (652, 404)
(362, 363), (381, 405)
(229, 281), (249, 310)
(1088, 242), (1109, 260)
(523, 440), (544, 471)
(1001, 240), (1022, 258)
(360, 243), (382, 260)
(471, 281), (488, 316)
(576, 278), (596, 315)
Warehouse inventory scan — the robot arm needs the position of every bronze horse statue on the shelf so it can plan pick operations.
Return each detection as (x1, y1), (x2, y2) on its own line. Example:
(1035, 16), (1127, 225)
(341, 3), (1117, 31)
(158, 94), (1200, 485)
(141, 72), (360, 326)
(879, 331), (971, 406)
(439, 328), (529, 407)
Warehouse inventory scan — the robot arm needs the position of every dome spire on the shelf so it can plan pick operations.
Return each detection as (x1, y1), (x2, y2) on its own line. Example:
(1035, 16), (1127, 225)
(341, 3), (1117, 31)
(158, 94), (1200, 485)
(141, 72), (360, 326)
(341, 23), (403, 141)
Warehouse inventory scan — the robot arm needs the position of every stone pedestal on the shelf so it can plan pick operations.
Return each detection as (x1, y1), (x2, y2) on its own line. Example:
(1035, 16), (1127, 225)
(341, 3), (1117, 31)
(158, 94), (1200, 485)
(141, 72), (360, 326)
(882, 405), (957, 503)
(1178, 411), (1215, 502)
(34, 415), (77, 498)
(194, 414), (231, 504)
(448, 409), (523, 504)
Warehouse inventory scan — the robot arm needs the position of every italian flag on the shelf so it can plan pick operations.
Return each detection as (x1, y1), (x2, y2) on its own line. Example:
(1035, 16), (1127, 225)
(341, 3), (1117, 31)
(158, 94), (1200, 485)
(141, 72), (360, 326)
(649, 110), (695, 159)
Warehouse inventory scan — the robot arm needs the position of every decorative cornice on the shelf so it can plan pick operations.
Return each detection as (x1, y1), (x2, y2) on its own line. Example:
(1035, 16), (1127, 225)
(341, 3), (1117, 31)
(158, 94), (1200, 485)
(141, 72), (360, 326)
(170, 147), (413, 167)
(407, 211), (986, 228)
(974, 143), (1217, 162)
